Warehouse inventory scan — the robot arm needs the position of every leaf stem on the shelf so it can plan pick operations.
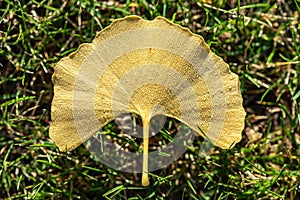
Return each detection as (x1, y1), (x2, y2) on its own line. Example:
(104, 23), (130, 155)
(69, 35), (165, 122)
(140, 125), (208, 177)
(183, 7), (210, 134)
(142, 117), (150, 186)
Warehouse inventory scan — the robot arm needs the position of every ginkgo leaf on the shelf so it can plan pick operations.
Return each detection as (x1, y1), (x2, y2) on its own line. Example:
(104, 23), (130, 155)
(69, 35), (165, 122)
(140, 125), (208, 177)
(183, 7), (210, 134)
(49, 15), (246, 186)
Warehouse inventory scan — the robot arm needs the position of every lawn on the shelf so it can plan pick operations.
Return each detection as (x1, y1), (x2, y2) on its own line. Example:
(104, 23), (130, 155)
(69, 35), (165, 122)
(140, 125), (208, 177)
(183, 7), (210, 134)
(0, 0), (299, 199)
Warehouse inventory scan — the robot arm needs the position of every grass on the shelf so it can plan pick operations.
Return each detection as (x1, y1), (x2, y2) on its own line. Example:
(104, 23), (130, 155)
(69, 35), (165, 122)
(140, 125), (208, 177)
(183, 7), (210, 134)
(0, 0), (299, 199)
